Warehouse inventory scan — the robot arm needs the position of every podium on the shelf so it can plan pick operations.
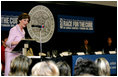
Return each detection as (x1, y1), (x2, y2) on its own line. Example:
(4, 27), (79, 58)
(12, 39), (36, 55)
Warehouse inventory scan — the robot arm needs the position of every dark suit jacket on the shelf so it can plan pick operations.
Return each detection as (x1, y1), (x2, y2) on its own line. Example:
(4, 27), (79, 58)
(80, 45), (93, 54)
(104, 44), (115, 54)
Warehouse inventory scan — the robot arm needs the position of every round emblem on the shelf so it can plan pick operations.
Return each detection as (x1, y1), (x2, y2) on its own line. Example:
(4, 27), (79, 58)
(27, 5), (55, 43)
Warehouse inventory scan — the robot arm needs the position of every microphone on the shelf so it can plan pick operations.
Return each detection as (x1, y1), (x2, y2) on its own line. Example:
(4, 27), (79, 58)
(32, 25), (44, 28)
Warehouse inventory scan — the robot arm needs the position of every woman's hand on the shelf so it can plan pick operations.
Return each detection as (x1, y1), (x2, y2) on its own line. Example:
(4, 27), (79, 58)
(11, 41), (19, 45)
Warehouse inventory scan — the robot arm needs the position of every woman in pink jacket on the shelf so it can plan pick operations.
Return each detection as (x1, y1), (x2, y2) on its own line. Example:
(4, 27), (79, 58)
(5, 13), (30, 76)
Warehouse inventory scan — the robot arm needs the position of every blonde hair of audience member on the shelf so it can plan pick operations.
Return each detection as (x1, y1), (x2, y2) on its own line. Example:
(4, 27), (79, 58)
(32, 60), (59, 76)
(9, 55), (32, 76)
(56, 61), (71, 76)
(95, 58), (110, 76)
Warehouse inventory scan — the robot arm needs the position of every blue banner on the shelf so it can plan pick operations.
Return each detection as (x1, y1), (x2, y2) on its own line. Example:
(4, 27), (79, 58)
(1, 11), (22, 31)
(72, 54), (117, 75)
(58, 15), (94, 33)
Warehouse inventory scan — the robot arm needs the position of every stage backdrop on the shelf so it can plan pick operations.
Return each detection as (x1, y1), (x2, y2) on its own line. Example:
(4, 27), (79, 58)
(1, 1), (117, 54)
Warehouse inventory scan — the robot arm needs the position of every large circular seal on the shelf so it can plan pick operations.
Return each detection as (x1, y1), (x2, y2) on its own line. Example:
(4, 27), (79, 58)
(27, 5), (55, 43)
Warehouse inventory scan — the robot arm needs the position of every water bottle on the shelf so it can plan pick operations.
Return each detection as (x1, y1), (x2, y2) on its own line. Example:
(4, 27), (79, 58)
(85, 49), (88, 55)
(115, 48), (116, 51)
(102, 49), (104, 54)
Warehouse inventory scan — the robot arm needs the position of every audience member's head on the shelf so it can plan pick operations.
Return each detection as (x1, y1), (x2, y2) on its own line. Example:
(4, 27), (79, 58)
(1, 34), (8, 47)
(95, 58), (110, 76)
(107, 37), (112, 46)
(9, 55), (32, 76)
(74, 58), (99, 76)
(56, 61), (71, 76)
(32, 60), (59, 76)
(84, 39), (89, 45)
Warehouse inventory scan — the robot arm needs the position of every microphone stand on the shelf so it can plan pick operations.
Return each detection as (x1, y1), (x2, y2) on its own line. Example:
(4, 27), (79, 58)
(32, 25), (44, 61)
(39, 28), (42, 61)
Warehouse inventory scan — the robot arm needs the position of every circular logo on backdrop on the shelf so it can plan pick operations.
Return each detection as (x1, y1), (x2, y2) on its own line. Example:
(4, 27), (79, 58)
(27, 5), (55, 43)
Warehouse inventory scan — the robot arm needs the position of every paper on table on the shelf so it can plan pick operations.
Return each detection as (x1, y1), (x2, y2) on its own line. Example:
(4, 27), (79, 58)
(109, 51), (116, 54)
(76, 52), (85, 55)
(95, 51), (102, 54)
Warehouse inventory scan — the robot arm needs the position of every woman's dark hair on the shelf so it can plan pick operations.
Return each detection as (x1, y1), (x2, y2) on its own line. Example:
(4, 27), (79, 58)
(17, 13), (30, 24)
(74, 59), (99, 76)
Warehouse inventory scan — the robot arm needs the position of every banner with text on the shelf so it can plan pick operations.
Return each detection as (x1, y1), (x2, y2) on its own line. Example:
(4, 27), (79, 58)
(1, 11), (22, 31)
(58, 15), (94, 33)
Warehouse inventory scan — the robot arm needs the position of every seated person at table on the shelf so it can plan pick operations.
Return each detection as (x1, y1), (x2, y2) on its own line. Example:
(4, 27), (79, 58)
(80, 39), (93, 54)
(74, 58), (99, 76)
(31, 60), (59, 76)
(104, 37), (115, 54)
(95, 58), (110, 76)
(56, 61), (71, 76)
(9, 55), (32, 76)
(1, 35), (8, 74)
